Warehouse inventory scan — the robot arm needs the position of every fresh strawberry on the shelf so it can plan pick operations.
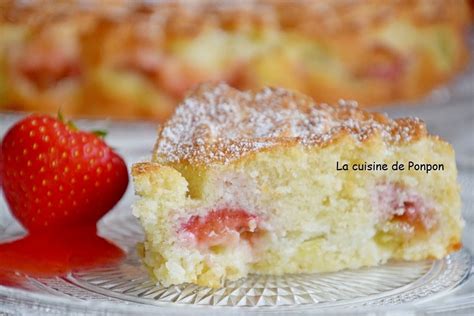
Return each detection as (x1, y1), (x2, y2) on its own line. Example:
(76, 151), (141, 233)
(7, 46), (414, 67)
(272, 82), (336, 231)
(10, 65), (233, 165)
(0, 144), (3, 187)
(1, 114), (128, 231)
(182, 209), (259, 247)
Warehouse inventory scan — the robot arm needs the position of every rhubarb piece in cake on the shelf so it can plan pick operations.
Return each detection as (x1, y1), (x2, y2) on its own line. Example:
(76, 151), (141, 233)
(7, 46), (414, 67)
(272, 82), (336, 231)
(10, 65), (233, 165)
(132, 83), (462, 288)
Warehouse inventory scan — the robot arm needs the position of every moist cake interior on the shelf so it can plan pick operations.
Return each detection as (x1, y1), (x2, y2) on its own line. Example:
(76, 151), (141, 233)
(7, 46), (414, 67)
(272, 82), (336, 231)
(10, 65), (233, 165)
(132, 84), (462, 288)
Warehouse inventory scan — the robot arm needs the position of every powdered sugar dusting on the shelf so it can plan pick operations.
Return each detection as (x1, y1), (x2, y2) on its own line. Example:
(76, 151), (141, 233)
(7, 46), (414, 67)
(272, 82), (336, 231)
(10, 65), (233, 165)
(154, 83), (427, 164)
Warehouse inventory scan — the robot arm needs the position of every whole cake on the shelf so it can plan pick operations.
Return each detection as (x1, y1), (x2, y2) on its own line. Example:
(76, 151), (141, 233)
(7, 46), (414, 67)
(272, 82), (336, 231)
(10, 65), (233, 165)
(0, 0), (470, 119)
(132, 83), (462, 288)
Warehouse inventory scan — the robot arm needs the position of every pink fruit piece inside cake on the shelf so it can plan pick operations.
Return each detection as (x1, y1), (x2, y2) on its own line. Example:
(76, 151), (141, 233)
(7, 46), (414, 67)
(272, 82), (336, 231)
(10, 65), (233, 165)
(180, 209), (262, 250)
(373, 182), (437, 236)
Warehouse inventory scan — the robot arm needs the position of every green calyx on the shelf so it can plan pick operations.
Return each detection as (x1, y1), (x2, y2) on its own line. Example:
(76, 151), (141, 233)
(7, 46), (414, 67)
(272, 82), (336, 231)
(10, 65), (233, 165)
(57, 109), (108, 139)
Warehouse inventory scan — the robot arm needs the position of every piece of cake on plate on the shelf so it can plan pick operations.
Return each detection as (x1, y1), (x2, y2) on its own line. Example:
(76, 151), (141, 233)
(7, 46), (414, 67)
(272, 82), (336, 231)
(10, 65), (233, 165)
(132, 83), (462, 288)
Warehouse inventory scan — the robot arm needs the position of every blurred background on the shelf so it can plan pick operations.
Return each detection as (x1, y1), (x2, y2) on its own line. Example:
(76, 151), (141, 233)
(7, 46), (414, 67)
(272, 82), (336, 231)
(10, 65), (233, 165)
(0, 0), (472, 121)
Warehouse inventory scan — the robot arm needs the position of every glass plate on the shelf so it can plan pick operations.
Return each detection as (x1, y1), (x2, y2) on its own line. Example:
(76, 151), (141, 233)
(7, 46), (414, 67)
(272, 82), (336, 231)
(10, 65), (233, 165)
(0, 208), (471, 315)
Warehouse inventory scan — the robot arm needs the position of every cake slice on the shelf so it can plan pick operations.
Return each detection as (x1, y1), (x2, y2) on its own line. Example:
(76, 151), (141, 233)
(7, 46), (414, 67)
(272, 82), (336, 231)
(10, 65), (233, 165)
(132, 83), (462, 288)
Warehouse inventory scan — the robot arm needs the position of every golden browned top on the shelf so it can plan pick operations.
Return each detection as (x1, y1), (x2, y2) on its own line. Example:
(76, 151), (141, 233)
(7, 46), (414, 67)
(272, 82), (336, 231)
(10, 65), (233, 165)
(1, 0), (469, 38)
(153, 83), (427, 165)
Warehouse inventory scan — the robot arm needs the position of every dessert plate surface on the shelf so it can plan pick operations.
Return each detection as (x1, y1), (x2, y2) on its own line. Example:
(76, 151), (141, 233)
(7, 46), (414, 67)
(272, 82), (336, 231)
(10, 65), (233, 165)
(74, 213), (473, 308)
(0, 208), (471, 314)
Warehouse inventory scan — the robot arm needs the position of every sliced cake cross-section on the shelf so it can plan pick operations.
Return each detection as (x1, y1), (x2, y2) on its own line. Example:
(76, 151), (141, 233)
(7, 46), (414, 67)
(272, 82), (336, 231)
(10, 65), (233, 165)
(132, 83), (462, 288)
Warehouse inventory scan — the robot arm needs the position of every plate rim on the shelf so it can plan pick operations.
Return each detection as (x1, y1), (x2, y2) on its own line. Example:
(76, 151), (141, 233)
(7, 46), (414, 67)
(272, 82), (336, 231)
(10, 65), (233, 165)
(0, 248), (471, 314)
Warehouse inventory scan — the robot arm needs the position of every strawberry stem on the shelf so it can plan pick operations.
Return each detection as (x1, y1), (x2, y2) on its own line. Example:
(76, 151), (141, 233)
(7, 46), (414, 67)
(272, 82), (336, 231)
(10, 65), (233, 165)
(57, 109), (107, 138)
(91, 130), (108, 138)
(57, 109), (78, 131)
(57, 109), (65, 122)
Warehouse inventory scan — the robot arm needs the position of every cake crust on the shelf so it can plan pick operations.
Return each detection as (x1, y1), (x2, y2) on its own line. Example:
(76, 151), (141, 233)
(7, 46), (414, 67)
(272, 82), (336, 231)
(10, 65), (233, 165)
(153, 83), (428, 165)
